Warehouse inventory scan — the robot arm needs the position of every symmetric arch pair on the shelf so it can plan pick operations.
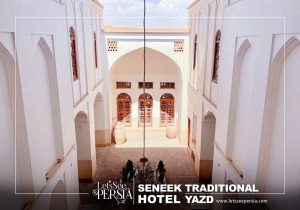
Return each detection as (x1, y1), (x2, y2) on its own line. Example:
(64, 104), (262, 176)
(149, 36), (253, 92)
(1, 36), (65, 197)
(226, 36), (300, 192)
(117, 92), (175, 127)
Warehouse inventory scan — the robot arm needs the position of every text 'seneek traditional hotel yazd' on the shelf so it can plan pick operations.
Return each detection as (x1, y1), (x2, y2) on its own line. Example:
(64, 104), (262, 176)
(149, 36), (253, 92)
(0, 0), (299, 209)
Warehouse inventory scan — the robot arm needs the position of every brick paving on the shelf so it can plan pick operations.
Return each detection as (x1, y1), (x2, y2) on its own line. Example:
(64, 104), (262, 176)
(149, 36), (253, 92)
(80, 129), (203, 210)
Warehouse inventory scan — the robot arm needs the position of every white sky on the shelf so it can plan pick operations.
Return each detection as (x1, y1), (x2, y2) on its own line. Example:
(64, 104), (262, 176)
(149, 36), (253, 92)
(102, 0), (190, 28)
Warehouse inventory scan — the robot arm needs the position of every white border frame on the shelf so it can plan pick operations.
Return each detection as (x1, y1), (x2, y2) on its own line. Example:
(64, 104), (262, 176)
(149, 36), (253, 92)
(14, 16), (286, 196)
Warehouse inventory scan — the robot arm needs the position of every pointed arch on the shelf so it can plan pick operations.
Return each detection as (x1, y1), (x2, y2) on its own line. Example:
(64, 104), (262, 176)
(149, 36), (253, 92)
(256, 36), (300, 192)
(226, 39), (251, 158)
(0, 42), (15, 107)
(75, 111), (93, 181)
(0, 42), (17, 202)
(0, 42), (35, 194)
(139, 93), (153, 127)
(160, 93), (175, 126)
(38, 37), (64, 159)
(94, 92), (107, 146)
(199, 111), (216, 183)
(117, 93), (131, 126)
(109, 47), (182, 79)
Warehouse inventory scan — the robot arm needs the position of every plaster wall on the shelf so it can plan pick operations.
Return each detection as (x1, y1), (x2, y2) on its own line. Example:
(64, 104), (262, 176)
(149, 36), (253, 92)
(0, 0), (108, 209)
(188, 1), (300, 204)
(106, 32), (190, 143)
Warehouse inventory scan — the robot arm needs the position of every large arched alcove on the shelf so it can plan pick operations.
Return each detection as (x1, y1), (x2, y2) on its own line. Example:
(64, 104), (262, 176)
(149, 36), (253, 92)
(0, 42), (16, 208)
(75, 111), (93, 181)
(227, 39), (253, 175)
(49, 180), (68, 210)
(199, 112), (216, 183)
(109, 47), (182, 128)
(257, 36), (300, 199)
(26, 37), (62, 190)
(94, 93), (106, 146)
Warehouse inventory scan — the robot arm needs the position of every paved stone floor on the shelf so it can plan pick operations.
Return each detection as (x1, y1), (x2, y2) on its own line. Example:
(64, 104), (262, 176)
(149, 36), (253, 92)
(80, 129), (204, 210)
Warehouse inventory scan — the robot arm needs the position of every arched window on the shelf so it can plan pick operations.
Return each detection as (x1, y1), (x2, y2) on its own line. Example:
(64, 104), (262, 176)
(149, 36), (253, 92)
(93, 32), (98, 68)
(117, 93), (131, 126)
(69, 27), (78, 81)
(193, 34), (198, 70)
(139, 93), (153, 127)
(212, 30), (221, 83)
(160, 93), (175, 126)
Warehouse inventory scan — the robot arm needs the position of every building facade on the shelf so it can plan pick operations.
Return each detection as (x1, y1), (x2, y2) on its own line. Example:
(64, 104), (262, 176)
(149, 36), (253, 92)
(187, 0), (300, 209)
(0, 0), (109, 209)
(104, 25), (189, 143)
(1, 0), (299, 209)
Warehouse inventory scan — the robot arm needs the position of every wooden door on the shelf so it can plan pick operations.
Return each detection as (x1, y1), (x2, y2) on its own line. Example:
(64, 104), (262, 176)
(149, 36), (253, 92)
(139, 93), (152, 127)
(117, 93), (131, 126)
(160, 93), (175, 126)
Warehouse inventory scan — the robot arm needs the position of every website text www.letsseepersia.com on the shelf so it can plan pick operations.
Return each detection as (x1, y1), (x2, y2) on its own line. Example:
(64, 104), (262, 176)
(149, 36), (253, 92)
(215, 199), (268, 204)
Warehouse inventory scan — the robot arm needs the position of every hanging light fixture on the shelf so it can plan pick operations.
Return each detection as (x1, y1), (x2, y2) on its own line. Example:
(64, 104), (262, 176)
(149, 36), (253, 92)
(140, 0), (148, 164)
(120, 0), (164, 185)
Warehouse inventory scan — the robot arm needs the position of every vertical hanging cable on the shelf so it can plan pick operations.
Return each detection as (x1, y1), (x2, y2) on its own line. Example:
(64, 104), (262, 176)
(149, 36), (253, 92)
(142, 0), (147, 162)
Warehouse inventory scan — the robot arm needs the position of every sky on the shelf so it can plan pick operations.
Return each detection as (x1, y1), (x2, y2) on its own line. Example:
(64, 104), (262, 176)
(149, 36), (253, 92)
(102, 0), (190, 28)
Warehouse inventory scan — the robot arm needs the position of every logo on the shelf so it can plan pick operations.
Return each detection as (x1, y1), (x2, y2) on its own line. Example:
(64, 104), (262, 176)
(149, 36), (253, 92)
(92, 180), (133, 204)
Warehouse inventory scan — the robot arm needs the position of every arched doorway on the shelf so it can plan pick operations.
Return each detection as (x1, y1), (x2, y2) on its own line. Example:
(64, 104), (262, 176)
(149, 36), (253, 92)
(49, 180), (67, 210)
(199, 112), (216, 183)
(139, 93), (153, 127)
(75, 112), (93, 181)
(117, 93), (131, 126)
(160, 93), (175, 126)
(94, 93), (106, 146)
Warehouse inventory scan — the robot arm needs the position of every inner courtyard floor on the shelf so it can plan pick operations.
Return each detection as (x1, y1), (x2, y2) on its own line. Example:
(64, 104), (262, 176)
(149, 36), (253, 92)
(79, 129), (202, 209)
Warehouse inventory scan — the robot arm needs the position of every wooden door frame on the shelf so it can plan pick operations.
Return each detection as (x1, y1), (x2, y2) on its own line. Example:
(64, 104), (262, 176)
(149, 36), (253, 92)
(160, 93), (175, 127)
(117, 93), (131, 126)
(138, 94), (153, 127)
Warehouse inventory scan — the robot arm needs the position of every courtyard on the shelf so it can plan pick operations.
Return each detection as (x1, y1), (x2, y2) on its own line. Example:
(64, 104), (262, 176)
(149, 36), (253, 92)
(79, 128), (201, 210)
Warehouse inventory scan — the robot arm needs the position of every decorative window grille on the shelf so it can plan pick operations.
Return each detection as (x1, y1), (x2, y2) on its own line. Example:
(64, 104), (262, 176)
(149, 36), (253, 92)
(117, 93), (131, 126)
(107, 40), (118, 51)
(139, 93), (153, 126)
(160, 93), (175, 126)
(174, 41), (184, 52)
(160, 82), (175, 89)
(116, 82), (131, 89)
(138, 82), (153, 89)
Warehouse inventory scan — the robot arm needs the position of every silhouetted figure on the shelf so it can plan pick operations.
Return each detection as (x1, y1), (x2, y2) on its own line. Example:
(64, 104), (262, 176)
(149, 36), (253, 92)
(156, 160), (166, 184)
(121, 160), (135, 183)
